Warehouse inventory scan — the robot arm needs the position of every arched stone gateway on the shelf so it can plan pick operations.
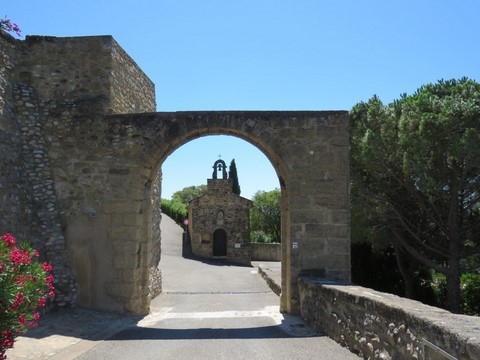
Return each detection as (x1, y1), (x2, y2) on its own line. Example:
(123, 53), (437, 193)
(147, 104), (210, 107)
(58, 111), (350, 314)
(0, 33), (350, 315)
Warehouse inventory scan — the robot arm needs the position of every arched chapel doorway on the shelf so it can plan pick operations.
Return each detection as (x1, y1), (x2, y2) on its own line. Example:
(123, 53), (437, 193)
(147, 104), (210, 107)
(212, 229), (228, 257)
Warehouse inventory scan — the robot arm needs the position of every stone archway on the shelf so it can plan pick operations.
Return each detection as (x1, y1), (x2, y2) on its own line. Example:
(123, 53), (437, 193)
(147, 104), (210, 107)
(1, 34), (350, 316)
(50, 111), (350, 315)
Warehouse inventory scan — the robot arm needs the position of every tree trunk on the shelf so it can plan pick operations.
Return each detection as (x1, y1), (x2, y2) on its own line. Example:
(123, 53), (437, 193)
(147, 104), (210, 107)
(446, 180), (462, 313)
(445, 258), (462, 313)
(394, 244), (415, 299)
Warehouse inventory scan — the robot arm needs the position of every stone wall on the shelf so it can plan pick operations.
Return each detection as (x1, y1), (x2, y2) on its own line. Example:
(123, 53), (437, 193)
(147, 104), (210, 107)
(0, 31), (15, 115)
(110, 38), (156, 114)
(251, 243), (281, 261)
(0, 31), (29, 241)
(148, 169), (162, 298)
(12, 83), (77, 307)
(0, 31), (158, 311)
(13, 35), (155, 115)
(299, 277), (480, 360)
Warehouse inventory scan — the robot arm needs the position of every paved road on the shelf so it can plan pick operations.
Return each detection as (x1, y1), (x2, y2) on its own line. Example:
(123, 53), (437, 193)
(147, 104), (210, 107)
(74, 215), (359, 360)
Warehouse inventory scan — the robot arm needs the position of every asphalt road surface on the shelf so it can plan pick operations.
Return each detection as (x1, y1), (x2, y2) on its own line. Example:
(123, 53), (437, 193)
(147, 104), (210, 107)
(75, 215), (359, 360)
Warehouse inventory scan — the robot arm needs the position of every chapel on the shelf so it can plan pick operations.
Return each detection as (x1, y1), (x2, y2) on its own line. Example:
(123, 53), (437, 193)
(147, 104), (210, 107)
(187, 159), (252, 265)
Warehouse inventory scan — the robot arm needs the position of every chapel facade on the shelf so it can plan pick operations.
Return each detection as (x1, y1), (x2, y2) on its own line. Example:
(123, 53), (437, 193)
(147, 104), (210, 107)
(187, 160), (252, 265)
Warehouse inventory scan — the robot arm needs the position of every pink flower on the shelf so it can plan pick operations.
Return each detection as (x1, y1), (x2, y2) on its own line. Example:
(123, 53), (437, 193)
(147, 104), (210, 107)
(0, 18), (21, 37)
(37, 297), (47, 307)
(1, 330), (14, 350)
(1, 233), (53, 356)
(45, 274), (55, 291)
(1, 233), (16, 247)
(16, 276), (25, 286)
(18, 313), (26, 325)
(10, 293), (24, 310)
(41, 262), (53, 272)
(9, 248), (31, 265)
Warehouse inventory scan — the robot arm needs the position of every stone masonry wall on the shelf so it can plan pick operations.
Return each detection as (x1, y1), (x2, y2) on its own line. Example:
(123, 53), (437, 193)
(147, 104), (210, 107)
(13, 35), (155, 115)
(0, 32), (157, 310)
(0, 31), (15, 116)
(148, 169), (162, 298)
(0, 31), (31, 241)
(299, 278), (480, 360)
(110, 38), (156, 114)
(251, 243), (281, 261)
(12, 83), (77, 307)
(0, 30), (78, 307)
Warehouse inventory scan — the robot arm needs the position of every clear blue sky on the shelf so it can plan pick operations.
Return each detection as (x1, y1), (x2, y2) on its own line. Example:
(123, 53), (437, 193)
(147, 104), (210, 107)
(4, 1), (479, 199)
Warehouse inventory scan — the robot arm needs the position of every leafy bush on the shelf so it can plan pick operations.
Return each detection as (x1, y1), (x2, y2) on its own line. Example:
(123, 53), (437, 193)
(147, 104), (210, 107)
(161, 198), (188, 225)
(430, 272), (447, 308)
(250, 230), (272, 243)
(429, 272), (480, 316)
(461, 273), (480, 316)
(250, 189), (281, 243)
(0, 234), (55, 358)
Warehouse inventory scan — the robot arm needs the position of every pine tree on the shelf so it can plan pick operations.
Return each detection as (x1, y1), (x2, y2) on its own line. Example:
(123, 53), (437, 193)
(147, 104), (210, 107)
(229, 159), (241, 195)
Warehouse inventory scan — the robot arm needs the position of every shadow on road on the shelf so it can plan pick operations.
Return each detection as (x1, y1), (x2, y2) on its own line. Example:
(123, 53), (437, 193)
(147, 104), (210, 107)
(19, 307), (141, 340)
(107, 323), (321, 341)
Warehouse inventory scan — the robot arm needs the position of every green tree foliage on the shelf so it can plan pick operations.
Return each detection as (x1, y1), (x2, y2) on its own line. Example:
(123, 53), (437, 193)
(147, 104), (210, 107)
(229, 159), (241, 195)
(250, 189), (281, 243)
(429, 272), (480, 316)
(172, 185), (207, 204)
(162, 185), (207, 224)
(350, 78), (480, 313)
(161, 198), (188, 224)
(460, 273), (480, 316)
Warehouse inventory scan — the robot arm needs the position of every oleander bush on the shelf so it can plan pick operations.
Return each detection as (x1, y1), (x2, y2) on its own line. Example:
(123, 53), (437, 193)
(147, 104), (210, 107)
(0, 234), (55, 359)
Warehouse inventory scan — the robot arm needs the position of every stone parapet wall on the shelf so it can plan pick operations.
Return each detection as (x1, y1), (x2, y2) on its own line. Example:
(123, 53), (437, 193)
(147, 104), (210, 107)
(299, 277), (480, 360)
(251, 243), (281, 261)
